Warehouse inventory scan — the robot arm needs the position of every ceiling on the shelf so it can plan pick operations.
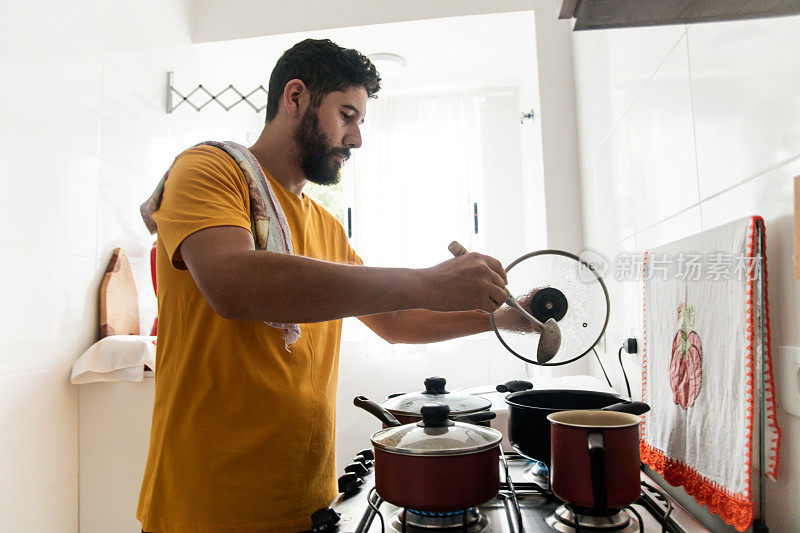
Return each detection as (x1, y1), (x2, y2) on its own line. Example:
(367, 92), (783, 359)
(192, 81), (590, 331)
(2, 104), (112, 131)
(191, 11), (539, 97)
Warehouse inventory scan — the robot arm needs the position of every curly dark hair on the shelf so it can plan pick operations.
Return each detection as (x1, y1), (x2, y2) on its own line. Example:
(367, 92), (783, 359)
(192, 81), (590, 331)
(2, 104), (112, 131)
(265, 38), (381, 122)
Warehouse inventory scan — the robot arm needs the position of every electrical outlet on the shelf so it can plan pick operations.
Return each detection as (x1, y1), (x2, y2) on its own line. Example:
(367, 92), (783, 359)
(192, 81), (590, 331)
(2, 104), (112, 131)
(777, 346), (800, 417)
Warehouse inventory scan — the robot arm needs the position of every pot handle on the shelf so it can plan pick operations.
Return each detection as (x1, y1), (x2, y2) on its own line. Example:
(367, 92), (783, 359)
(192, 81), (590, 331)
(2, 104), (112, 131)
(495, 380), (534, 393)
(453, 411), (497, 424)
(602, 401), (650, 416)
(353, 396), (402, 428)
(588, 430), (607, 511)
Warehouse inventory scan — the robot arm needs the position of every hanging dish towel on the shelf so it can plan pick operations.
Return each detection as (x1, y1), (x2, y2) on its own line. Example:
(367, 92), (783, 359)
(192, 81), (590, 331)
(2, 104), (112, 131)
(140, 141), (301, 350)
(640, 216), (780, 532)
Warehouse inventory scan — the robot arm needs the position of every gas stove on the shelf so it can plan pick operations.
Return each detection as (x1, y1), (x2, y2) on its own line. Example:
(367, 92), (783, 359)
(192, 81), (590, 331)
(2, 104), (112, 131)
(310, 451), (709, 532)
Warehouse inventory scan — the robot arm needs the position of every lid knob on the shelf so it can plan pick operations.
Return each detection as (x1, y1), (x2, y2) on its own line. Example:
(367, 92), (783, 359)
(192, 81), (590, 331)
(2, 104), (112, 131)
(423, 376), (448, 395)
(420, 403), (454, 428)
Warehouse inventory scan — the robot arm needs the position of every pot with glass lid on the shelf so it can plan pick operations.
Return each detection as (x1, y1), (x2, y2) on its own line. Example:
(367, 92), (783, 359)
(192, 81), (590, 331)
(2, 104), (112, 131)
(379, 376), (492, 425)
(354, 396), (502, 511)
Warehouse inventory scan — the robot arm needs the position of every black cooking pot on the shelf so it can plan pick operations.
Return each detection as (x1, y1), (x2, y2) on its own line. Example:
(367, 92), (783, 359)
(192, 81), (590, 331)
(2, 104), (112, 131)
(499, 381), (650, 465)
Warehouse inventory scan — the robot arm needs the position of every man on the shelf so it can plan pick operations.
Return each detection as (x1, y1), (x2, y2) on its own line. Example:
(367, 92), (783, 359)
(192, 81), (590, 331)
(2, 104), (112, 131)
(137, 38), (522, 532)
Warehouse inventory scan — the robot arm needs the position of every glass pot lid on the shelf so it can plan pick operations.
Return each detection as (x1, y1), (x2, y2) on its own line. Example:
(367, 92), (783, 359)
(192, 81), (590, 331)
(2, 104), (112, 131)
(371, 404), (502, 456)
(380, 376), (491, 416)
(490, 250), (610, 366)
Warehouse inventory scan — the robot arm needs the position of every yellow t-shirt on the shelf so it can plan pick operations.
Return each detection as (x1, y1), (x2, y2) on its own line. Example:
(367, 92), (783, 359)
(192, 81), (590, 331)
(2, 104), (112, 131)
(137, 145), (361, 532)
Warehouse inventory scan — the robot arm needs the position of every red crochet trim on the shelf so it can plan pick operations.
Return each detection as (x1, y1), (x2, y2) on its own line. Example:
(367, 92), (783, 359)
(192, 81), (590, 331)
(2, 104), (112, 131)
(743, 218), (757, 501)
(749, 216), (782, 479)
(640, 252), (649, 440)
(640, 442), (753, 531)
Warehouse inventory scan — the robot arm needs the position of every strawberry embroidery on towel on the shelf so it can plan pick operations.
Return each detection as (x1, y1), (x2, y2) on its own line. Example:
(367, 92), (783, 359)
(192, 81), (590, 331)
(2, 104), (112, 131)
(670, 303), (703, 408)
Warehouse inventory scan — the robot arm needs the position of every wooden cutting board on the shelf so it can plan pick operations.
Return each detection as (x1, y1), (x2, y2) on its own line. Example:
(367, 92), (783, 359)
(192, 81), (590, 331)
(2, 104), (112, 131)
(100, 247), (139, 338)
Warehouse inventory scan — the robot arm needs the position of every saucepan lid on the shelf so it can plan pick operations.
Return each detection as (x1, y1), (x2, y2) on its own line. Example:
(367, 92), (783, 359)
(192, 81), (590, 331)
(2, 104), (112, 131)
(490, 250), (610, 366)
(380, 376), (491, 417)
(371, 404), (502, 456)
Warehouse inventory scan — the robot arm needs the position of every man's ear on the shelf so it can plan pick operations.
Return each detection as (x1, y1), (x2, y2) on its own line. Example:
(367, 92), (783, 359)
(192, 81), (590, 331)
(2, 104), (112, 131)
(282, 79), (307, 119)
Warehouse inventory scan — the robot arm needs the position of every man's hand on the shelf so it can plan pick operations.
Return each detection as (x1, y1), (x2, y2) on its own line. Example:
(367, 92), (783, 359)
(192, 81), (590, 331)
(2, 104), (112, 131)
(493, 288), (543, 333)
(418, 252), (508, 314)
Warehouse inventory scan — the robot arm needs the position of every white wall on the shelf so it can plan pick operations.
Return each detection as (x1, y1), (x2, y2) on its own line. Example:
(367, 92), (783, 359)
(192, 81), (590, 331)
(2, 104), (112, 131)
(572, 15), (800, 531)
(0, 0), (262, 530)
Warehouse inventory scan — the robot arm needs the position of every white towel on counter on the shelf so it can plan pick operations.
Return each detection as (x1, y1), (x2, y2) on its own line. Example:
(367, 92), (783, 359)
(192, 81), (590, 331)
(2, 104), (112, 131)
(70, 335), (156, 384)
(640, 216), (780, 532)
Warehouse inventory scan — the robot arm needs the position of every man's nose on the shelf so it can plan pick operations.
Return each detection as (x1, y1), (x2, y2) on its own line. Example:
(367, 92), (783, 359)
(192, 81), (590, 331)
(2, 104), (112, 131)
(345, 125), (362, 149)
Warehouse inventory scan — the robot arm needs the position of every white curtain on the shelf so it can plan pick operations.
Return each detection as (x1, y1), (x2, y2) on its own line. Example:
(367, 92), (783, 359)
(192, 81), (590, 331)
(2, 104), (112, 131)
(341, 93), (486, 353)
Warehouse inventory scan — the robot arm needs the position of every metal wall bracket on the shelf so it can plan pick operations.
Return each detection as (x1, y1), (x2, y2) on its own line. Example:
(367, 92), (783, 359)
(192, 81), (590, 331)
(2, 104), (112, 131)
(520, 109), (535, 124)
(166, 71), (268, 113)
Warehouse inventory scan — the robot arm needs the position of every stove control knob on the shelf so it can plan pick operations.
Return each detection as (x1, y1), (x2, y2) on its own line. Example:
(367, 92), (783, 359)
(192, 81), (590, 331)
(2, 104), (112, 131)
(354, 454), (374, 469)
(338, 472), (362, 496)
(344, 461), (368, 478)
(310, 507), (340, 532)
(358, 448), (375, 460)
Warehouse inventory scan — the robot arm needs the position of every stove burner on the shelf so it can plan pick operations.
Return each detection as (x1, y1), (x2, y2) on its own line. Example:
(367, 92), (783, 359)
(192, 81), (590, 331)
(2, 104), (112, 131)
(391, 507), (488, 531)
(524, 461), (551, 491)
(546, 504), (639, 532)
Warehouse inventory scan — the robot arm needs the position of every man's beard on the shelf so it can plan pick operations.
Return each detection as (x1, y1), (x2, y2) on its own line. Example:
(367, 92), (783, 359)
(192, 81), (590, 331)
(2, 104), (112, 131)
(293, 105), (350, 186)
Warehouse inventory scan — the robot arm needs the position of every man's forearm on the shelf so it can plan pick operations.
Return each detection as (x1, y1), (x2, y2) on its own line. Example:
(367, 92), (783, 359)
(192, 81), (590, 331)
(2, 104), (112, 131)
(359, 309), (492, 344)
(180, 225), (508, 324)
(207, 251), (425, 323)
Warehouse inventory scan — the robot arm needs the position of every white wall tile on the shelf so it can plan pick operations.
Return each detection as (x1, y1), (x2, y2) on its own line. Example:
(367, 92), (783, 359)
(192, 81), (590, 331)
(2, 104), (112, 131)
(0, 476), (78, 533)
(0, 248), (99, 376)
(20, 0), (103, 52)
(0, 368), (78, 509)
(571, 28), (602, 84)
(573, 30), (623, 163)
(628, 36), (699, 231)
(596, 237), (640, 397)
(0, 143), (99, 258)
(98, 63), (171, 177)
(594, 116), (635, 247)
(689, 15), (800, 199)
(615, 24), (686, 103)
(579, 160), (600, 248)
(102, 0), (191, 91)
(0, 7), (103, 157)
(96, 161), (159, 264)
(573, 24), (685, 163)
(700, 158), (800, 348)
(634, 207), (702, 251)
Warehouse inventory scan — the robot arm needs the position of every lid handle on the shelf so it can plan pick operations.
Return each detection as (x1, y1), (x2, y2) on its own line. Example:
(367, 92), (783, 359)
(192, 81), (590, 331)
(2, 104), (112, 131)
(420, 403), (454, 428)
(423, 376), (448, 395)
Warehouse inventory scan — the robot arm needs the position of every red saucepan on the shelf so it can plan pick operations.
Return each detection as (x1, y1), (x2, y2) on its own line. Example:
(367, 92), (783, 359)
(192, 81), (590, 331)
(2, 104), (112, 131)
(380, 376), (492, 425)
(548, 410), (642, 511)
(354, 396), (502, 511)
